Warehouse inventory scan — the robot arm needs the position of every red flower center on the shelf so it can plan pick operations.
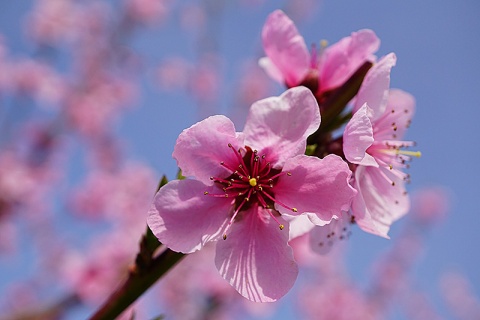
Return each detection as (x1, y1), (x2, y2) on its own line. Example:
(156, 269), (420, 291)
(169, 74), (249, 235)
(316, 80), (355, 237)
(204, 143), (297, 239)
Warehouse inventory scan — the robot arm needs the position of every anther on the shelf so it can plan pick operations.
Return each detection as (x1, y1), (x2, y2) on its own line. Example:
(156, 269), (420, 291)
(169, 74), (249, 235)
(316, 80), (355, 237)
(279, 224), (285, 230)
(292, 208), (298, 212)
(287, 172), (292, 176)
(204, 191), (209, 195)
(223, 234), (227, 240)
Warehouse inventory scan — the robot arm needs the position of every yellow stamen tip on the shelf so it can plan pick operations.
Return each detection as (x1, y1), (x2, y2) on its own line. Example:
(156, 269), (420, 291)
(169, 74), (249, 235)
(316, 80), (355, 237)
(223, 234), (227, 240)
(249, 178), (257, 187)
(204, 191), (209, 195)
(395, 149), (422, 158)
(292, 208), (298, 212)
(279, 224), (285, 230)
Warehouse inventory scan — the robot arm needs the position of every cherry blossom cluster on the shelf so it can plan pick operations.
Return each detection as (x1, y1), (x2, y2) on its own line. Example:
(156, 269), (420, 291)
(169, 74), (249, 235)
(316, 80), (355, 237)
(147, 10), (421, 302)
(1, 3), (466, 320)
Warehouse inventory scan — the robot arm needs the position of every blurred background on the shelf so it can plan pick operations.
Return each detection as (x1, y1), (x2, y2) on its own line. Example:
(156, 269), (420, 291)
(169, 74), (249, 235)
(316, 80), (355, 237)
(0, 0), (479, 319)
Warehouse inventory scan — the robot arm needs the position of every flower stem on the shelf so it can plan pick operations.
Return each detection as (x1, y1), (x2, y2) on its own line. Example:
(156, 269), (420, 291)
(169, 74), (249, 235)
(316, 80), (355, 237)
(88, 175), (186, 320)
(88, 233), (185, 320)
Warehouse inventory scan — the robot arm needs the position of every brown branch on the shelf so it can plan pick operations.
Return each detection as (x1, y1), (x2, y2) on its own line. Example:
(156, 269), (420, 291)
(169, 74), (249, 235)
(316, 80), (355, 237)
(88, 242), (185, 320)
(1, 294), (80, 320)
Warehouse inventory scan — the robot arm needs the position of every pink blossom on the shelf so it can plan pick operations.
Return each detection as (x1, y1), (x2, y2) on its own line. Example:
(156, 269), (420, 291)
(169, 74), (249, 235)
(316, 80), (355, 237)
(156, 57), (191, 91)
(124, 0), (170, 25)
(411, 186), (450, 224)
(440, 272), (480, 319)
(148, 87), (355, 302)
(69, 163), (157, 226)
(260, 10), (379, 96)
(65, 75), (136, 137)
(25, 0), (81, 44)
(60, 231), (138, 305)
(11, 59), (66, 107)
(343, 53), (419, 238)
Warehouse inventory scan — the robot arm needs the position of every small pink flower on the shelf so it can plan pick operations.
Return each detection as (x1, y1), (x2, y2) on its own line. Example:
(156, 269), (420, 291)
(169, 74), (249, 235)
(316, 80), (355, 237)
(148, 87), (355, 302)
(343, 53), (420, 238)
(260, 10), (379, 96)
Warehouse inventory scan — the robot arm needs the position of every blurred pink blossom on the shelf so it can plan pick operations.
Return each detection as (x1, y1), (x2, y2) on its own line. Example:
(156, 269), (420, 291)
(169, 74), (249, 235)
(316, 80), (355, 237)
(69, 162), (157, 226)
(11, 59), (66, 107)
(411, 187), (450, 223)
(124, 0), (170, 25)
(25, 0), (82, 44)
(60, 231), (139, 306)
(65, 76), (137, 137)
(180, 3), (207, 32)
(441, 272), (480, 320)
(156, 57), (191, 91)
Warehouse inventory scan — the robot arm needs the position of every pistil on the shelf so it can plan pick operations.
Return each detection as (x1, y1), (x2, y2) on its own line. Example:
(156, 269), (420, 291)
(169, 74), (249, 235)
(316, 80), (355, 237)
(205, 144), (297, 239)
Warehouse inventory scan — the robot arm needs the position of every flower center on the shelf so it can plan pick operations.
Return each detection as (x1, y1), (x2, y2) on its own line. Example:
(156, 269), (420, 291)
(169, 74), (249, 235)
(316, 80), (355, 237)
(204, 143), (297, 239)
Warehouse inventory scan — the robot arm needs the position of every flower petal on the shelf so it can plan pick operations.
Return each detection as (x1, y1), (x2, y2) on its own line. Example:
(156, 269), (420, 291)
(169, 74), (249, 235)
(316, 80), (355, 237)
(258, 57), (285, 84)
(351, 166), (409, 238)
(319, 29), (380, 91)
(243, 87), (320, 167)
(215, 206), (298, 302)
(147, 179), (231, 253)
(274, 154), (356, 225)
(343, 103), (378, 166)
(309, 211), (352, 254)
(382, 89), (416, 139)
(285, 214), (315, 240)
(173, 115), (244, 185)
(353, 53), (397, 120)
(261, 10), (310, 87)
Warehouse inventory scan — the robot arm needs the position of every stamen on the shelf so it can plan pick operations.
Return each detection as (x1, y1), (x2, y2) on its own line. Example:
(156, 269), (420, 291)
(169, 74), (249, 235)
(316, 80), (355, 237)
(378, 148), (421, 158)
(269, 171), (290, 181)
(260, 190), (298, 213)
(227, 143), (249, 173)
(266, 209), (285, 230)
(249, 178), (257, 187)
(223, 197), (249, 240)
(395, 150), (422, 158)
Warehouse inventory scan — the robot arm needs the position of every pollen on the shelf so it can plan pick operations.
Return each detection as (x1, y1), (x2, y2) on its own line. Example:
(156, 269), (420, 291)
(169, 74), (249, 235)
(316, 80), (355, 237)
(395, 150), (422, 158)
(249, 178), (257, 187)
